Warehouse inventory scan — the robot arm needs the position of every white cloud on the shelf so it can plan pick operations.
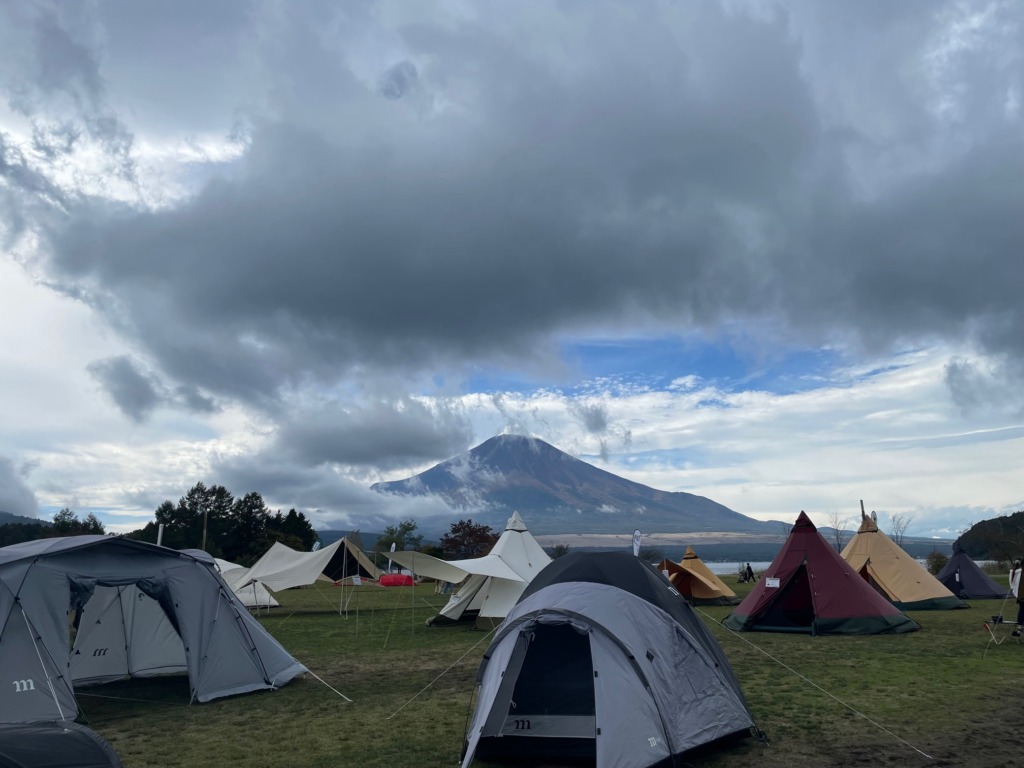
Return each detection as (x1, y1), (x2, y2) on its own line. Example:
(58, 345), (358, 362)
(1, 1), (1021, 543)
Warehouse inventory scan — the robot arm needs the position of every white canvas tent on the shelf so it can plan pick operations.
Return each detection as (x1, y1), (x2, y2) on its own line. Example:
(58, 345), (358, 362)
(388, 512), (551, 628)
(214, 559), (280, 608)
(239, 537), (381, 593)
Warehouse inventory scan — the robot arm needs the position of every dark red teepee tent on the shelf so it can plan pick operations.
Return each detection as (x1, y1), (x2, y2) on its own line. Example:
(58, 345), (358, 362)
(723, 511), (919, 635)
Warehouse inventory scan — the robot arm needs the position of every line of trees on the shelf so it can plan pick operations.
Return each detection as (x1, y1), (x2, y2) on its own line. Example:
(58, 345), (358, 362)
(0, 508), (105, 548)
(127, 481), (317, 566)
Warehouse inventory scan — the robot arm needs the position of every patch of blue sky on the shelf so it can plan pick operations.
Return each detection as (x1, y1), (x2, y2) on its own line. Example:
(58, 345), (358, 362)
(460, 336), (847, 397)
(559, 336), (845, 396)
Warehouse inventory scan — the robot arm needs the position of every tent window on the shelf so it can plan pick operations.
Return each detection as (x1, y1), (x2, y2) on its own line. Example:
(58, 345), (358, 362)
(509, 624), (595, 717)
(760, 564), (814, 629)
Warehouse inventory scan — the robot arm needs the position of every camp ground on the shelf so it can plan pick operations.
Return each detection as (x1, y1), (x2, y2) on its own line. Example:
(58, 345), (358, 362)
(1, 532), (1022, 767)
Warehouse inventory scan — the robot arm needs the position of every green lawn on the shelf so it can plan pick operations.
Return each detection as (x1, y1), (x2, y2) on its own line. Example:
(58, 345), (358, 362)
(81, 579), (1024, 767)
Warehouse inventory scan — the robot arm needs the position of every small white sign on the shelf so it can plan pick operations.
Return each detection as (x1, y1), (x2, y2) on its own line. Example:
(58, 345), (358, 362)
(765, 577), (780, 588)
(351, 575), (362, 586)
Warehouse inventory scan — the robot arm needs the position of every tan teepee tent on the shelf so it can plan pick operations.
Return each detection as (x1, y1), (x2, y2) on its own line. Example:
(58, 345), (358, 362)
(656, 546), (740, 605)
(841, 513), (966, 610)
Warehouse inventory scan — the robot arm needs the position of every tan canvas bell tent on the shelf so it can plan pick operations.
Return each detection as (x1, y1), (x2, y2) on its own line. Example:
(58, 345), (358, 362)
(656, 546), (739, 605)
(841, 512), (966, 611)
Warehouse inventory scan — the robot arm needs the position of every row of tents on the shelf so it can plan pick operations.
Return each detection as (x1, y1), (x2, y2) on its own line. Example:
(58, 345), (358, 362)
(724, 511), (1011, 635)
(392, 509), (1005, 635)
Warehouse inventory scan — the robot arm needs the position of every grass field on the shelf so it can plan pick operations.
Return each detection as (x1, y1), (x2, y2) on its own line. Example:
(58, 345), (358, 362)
(80, 578), (1024, 768)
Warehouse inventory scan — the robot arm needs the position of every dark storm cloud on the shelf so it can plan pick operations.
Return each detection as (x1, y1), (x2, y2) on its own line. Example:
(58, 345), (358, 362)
(273, 397), (472, 469)
(87, 355), (162, 422)
(6, 1), (1023, 411)
(214, 451), (463, 528)
(0, 457), (39, 517)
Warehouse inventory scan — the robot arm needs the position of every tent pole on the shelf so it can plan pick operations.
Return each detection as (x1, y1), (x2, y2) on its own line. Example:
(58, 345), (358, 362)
(21, 608), (68, 721)
(340, 545), (348, 618)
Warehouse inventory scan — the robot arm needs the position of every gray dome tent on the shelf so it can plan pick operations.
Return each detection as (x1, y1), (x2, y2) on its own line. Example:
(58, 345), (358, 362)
(461, 551), (757, 768)
(0, 721), (124, 767)
(0, 535), (306, 723)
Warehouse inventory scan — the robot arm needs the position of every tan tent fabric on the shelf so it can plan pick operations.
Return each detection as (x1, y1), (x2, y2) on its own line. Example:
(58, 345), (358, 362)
(656, 546), (739, 605)
(840, 514), (966, 610)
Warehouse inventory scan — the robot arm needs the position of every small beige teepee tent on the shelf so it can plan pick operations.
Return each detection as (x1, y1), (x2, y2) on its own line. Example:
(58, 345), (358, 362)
(841, 512), (966, 610)
(656, 546), (739, 605)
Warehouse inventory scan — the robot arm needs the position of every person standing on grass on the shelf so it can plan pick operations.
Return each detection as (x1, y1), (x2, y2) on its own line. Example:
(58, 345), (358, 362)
(744, 563), (755, 583)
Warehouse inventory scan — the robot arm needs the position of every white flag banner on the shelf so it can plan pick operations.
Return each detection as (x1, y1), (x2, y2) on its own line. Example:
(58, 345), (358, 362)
(632, 529), (642, 557)
(388, 541), (396, 572)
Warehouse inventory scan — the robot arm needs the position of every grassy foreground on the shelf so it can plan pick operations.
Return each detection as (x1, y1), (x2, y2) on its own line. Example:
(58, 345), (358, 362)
(81, 579), (1024, 768)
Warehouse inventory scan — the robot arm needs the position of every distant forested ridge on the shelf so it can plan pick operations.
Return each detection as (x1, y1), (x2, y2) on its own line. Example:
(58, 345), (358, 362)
(955, 510), (1024, 563)
(126, 481), (317, 566)
(0, 508), (103, 547)
(1, 483), (318, 565)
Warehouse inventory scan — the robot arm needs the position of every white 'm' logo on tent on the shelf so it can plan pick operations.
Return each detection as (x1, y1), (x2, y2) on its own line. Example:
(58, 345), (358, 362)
(12, 679), (35, 693)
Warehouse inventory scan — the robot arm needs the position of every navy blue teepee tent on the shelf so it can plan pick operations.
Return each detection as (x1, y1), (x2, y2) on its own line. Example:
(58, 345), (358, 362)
(937, 542), (1008, 600)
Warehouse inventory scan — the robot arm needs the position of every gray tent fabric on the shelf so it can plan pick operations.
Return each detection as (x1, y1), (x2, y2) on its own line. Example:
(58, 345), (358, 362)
(0, 721), (124, 768)
(0, 535), (306, 723)
(462, 551), (756, 768)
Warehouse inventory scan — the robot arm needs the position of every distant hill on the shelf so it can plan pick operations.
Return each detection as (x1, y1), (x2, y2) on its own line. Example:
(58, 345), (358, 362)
(955, 510), (1024, 562)
(0, 511), (48, 527)
(370, 434), (782, 537)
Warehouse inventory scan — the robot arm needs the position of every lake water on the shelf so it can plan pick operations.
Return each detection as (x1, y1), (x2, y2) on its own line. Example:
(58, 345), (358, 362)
(701, 558), (964, 577)
(704, 561), (772, 576)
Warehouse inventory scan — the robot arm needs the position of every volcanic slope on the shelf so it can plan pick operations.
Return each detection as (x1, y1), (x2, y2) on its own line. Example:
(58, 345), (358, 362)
(370, 434), (775, 536)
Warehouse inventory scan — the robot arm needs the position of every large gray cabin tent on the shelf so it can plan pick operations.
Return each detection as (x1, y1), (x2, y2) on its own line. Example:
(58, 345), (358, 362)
(0, 721), (124, 768)
(0, 535), (306, 723)
(462, 551), (757, 768)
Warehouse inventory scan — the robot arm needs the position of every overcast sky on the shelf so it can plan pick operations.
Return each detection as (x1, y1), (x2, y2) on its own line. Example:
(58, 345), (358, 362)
(1, 0), (1021, 541)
